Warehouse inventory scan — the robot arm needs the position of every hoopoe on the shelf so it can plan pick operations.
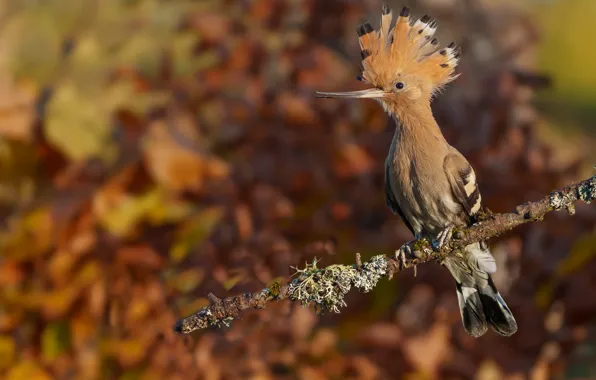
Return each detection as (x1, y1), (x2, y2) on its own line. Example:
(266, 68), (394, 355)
(316, 5), (517, 337)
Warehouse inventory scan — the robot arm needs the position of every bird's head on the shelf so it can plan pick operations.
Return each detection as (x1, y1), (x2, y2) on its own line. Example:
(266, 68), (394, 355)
(316, 5), (460, 114)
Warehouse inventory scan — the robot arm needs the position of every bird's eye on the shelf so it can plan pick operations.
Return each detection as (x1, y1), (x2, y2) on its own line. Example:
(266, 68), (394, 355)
(395, 82), (405, 90)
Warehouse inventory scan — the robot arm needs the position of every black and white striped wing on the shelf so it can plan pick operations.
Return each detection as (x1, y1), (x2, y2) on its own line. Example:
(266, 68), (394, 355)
(443, 151), (482, 223)
(444, 150), (496, 274)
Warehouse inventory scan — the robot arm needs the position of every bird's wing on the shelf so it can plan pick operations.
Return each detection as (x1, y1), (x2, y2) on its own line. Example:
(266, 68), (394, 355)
(385, 159), (415, 235)
(443, 149), (496, 274)
(443, 150), (482, 222)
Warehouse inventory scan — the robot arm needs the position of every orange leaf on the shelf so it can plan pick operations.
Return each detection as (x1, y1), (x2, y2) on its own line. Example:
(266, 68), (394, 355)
(143, 120), (206, 192)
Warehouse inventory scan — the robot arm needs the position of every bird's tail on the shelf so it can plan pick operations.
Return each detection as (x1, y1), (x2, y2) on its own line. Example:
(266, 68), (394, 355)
(445, 248), (517, 337)
(455, 276), (517, 337)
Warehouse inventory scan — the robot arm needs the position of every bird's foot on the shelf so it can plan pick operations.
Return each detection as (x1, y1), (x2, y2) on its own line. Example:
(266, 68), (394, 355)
(433, 224), (454, 251)
(393, 244), (412, 270)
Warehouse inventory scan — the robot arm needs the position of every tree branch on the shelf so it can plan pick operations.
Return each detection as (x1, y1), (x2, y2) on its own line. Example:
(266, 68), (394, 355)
(174, 173), (596, 334)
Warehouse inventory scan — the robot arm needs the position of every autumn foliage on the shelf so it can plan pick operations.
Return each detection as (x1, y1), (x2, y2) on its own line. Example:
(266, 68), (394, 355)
(0, 0), (595, 379)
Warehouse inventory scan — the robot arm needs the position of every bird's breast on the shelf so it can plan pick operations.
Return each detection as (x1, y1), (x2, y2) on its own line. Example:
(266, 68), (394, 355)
(390, 153), (463, 237)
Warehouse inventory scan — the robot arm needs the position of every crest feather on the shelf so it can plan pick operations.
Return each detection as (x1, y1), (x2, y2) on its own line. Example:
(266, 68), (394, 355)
(357, 5), (459, 93)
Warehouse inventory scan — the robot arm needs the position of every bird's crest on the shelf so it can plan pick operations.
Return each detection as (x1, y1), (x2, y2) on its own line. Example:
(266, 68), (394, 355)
(357, 5), (460, 94)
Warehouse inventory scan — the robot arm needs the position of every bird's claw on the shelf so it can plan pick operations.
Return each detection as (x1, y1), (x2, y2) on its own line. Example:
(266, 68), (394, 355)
(433, 225), (454, 251)
(394, 244), (412, 270)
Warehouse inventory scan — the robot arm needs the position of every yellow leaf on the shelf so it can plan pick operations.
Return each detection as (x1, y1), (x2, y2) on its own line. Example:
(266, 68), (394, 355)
(48, 250), (78, 284)
(2, 207), (53, 260)
(144, 194), (195, 225)
(3, 9), (61, 85)
(99, 189), (162, 237)
(99, 187), (193, 237)
(104, 80), (171, 116)
(116, 34), (162, 78)
(0, 335), (15, 370)
(45, 82), (116, 162)
(476, 360), (503, 380)
(6, 359), (51, 380)
(126, 298), (150, 323)
(42, 287), (78, 318)
(67, 35), (110, 91)
(127, 91), (171, 116)
(101, 339), (145, 367)
(171, 33), (201, 78)
(74, 261), (101, 288)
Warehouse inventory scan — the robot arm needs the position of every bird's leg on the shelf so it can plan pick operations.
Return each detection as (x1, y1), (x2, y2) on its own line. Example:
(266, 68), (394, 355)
(433, 224), (454, 251)
(393, 233), (421, 269)
(393, 244), (412, 270)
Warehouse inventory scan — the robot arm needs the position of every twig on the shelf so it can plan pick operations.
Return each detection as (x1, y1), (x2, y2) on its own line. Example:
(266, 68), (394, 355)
(174, 173), (596, 334)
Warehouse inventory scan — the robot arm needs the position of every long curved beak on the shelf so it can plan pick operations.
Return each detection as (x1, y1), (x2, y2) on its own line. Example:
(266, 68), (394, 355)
(315, 88), (385, 99)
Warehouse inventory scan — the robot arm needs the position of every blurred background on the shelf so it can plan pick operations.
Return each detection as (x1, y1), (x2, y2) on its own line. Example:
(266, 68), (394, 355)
(0, 0), (595, 379)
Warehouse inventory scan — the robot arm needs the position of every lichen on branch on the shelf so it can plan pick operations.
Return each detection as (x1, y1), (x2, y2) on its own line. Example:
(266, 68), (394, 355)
(174, 173), (596, 335)
(288, 255), (387, 313)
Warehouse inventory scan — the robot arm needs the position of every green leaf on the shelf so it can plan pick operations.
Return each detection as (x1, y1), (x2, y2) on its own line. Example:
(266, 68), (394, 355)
(536, 233), (596, 308)
(555, 234), (596, 278)
(41, 321), (71, 361)
(168, 269), (205, 293)
(222, 270), (245, 291)
(119, 369), (143, 380)
(169, 207), (224, 262)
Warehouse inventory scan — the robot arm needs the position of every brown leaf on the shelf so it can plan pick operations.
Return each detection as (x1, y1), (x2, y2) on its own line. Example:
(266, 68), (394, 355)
(189, 12), (230, 43)
(235, 204), (254, 241)
(0, 78), (36, 142)
(330, 202), (352, 221)
(0, 260), (24, 286)
(333, 143), (374, 178)
(403, 322), (451, 377)
(117, 245), (163, 269)
(277, 92), (319, 125)
(309, 328), (337, 358)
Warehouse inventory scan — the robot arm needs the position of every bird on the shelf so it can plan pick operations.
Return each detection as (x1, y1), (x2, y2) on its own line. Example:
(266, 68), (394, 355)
(315, 4), (517, 337)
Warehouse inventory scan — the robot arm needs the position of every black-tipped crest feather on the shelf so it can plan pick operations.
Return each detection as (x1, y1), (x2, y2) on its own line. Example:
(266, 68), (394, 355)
(382, 3), (390, 15)
(353, 5), (461, 93)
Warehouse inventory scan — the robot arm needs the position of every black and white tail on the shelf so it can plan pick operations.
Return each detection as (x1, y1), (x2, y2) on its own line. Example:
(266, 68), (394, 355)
(455, 276), (517, 337)
(445, 244), (518, 337)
